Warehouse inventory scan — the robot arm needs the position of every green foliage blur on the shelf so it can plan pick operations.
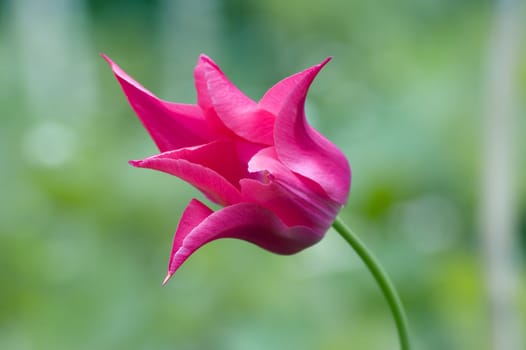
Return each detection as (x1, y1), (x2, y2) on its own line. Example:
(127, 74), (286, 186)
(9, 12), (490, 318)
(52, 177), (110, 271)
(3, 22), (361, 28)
(0, 0), (525, 349)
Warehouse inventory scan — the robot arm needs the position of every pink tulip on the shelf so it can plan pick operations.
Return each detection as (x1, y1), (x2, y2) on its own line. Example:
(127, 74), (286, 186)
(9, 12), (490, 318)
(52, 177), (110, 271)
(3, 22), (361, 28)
(103, 54), (351, 285)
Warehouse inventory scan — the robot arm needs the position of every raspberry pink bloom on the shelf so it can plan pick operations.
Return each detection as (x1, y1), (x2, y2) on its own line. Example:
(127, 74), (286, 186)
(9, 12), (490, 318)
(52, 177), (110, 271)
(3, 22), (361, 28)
(103, 54), (351, 284)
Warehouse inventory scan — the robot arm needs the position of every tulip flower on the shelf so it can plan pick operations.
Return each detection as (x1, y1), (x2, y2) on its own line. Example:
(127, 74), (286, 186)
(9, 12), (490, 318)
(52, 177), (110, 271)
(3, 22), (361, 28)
(104, 53), (411, 350)
(103, 53), (350, 284)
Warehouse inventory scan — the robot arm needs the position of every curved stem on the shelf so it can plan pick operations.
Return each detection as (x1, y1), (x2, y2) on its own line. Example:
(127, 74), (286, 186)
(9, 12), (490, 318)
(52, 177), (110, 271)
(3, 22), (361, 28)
(332, 216), (411, 350)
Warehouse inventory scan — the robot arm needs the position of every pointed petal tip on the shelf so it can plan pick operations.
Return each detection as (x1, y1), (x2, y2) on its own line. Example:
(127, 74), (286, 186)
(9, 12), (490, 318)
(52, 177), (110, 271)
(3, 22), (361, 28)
(100, 53), (114, 67)
(322, 56), (333, 65)
(197, 54), (210, 64)
(100, 53), (129, 79)
(161, 272), (173, 287)
(128, 160), (142, 167)
(197, 54), (220, 71)
(315, 57), (332, 71)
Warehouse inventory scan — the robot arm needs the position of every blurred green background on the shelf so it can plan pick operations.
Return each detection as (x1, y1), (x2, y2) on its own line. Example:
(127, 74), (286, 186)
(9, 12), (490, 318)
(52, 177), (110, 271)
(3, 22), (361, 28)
(1, 0), (525, 349)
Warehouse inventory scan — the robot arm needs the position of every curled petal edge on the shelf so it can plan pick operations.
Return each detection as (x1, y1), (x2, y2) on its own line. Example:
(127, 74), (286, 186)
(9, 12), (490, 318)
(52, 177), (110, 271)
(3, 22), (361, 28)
(162, 199), (324, 285)
(271, 57), (351, 205)
(129, 151), (243, 207)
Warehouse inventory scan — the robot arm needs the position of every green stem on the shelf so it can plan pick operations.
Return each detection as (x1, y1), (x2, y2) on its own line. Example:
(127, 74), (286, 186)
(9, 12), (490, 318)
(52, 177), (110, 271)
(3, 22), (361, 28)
(332, 216), (411, 350)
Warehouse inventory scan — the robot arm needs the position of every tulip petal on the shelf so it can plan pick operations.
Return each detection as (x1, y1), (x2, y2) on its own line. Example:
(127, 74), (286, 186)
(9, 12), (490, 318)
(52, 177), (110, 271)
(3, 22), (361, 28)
(242, 147), (341, 231)
(259, 57), (331, 116)
(162, 198), (213, 285)
(130, 141), (251, 206)
(103, 54), (212, 151)
(247, 146), (326, 197)
(164, 199), (323, 281)
(271, 58), (351, 204)
(194, 54), (274, 145)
